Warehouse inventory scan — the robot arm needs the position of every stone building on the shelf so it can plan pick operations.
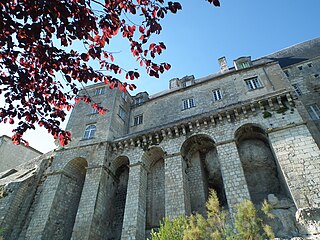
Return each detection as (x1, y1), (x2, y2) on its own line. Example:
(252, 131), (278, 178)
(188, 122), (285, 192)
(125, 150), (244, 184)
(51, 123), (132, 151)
(0, 38), (320, 240)
(0, 135), (42, 172)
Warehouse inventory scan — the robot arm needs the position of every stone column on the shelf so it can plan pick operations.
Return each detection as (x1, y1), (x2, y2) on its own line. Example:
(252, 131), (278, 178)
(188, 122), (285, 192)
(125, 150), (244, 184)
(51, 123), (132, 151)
(121, 162), (147, 240)
(165, 153), (191, 218)
(25, 174), (61, 240)
(216, 141), (251, 212)
(269, 125), (320, 209)
(71, 167), (103, 240)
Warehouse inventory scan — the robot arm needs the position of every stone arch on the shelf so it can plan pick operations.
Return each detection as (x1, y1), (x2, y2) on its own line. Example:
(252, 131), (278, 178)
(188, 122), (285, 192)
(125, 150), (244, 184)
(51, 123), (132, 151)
(235, 123), (289, 203)
(142, 147), (166, 231)
(44, 157), (88, 239)
(106, 156), (130, 240)
(181, 134), (227, 214)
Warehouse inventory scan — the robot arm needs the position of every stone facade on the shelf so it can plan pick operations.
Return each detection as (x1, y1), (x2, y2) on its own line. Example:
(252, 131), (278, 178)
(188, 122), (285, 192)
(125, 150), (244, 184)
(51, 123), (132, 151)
(1, 38), (320, 239)
(0, 135), (42, 173)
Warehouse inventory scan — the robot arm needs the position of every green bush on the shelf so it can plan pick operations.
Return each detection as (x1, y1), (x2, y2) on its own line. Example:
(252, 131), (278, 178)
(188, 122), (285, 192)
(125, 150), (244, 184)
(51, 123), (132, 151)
(149, 190), (275, 240)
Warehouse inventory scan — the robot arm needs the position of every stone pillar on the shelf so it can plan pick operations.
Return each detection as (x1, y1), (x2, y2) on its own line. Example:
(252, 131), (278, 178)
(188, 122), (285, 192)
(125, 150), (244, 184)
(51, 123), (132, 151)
(121, 162), (147, 240)
(216, 142), (251, 211)
(165, 153), (191, 218)
(269, 125), (320, 208)
(25, 174), (61, 240)
(187, 151), (207, 215)
(71, 167), (103, 240)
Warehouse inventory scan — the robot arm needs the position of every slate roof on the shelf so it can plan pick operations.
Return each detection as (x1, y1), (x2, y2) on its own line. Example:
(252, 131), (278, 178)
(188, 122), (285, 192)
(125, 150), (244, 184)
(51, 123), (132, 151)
(255, 37), (320, 67)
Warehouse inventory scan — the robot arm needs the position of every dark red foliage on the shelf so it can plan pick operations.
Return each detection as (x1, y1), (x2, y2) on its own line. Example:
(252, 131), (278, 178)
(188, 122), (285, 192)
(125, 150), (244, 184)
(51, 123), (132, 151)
(0, 0), (219, 146)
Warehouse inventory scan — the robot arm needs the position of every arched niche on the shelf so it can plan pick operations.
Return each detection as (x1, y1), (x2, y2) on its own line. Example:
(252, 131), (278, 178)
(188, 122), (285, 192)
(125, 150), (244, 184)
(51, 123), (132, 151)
(142, 147), (165, 231)
(181, 134), (227, 214)
(107, 156), (130, 240)
(235, 124), (289, 203)
(45, 157), (88, 239)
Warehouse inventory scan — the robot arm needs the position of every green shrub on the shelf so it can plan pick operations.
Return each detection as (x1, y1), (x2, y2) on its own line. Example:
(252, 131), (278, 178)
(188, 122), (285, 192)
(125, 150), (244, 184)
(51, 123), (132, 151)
(149, 190), (275, 240)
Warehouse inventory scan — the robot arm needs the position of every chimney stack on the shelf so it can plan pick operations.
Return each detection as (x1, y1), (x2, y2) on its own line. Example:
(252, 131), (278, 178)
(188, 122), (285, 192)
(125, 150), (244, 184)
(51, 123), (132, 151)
(218, 56), (228, 73)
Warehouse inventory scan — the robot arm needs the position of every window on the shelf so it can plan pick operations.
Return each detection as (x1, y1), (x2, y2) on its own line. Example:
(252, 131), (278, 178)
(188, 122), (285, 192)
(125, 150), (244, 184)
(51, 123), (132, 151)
(298, 66), (303, 71)
(134, 115), (143, 126)
(90, 103), (100, 114)
(91, 107), (99, 114)
(284, 70), (290, 77)
(292, 84), (302, 96)
(238, 61), (251, 69)
(313, 74), (319, 78)
(121, 91), (128, 102)
(83, 125), (96, 139)
(244, 77), (263, 91)
(135, 97), (144, 105)
(95, 87), (105, 95)
(307, 63), (313, 68)
(308, 104), (320, 120)
(182, 81), (192, 87)
(182, 98), (195, 110)
(118, 106), (126, 120)
(212, 89), (223, 101)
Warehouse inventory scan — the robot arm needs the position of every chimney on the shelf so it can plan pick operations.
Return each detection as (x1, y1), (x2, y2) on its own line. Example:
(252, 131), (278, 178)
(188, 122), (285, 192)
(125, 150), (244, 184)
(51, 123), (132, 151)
(218, 56), (228, 73)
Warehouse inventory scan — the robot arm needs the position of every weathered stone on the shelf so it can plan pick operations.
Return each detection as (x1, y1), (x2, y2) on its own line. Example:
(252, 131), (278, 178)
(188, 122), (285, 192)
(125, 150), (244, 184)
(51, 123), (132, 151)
(1, 38), (320, 240)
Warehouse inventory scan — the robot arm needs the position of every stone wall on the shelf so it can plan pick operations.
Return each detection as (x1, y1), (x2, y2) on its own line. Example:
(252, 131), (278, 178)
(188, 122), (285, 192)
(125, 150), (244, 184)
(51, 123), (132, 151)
(0, 135), (42, 173)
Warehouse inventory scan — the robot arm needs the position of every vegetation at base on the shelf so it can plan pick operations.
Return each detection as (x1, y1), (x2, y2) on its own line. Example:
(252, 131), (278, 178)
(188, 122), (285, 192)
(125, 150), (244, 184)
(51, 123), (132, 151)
(0, 227), (4, 240)
(149, 190), (275, 240)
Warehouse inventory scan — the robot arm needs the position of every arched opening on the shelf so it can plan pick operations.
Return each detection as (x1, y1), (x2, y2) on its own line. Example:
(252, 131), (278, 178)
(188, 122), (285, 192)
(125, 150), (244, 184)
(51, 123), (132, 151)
(45, 158), (87, 239)
(107, 156), (129, 240)
(181, 134), (227, 215)
(143, 147), (165, 232)
(235, 124), (289, 203)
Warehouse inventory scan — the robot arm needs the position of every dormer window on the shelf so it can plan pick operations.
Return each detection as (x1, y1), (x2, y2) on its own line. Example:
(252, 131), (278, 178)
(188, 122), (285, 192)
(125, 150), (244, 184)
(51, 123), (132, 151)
(182, 80), (192, 87)
(135, 97), (144, 105)
(238, 61), (250, 69)
(234, 56), (252, 70)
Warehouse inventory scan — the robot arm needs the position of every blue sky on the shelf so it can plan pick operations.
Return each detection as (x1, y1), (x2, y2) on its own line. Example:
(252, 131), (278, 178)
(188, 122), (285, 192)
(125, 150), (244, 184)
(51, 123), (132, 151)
(1, 0), (319, 153)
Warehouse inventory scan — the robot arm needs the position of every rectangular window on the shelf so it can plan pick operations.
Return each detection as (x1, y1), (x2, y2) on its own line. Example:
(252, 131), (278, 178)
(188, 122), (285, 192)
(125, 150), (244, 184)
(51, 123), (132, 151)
(284, 70), (290, 77)
(212, 89), (223, 102)
(95, 87), (105, 95)
(238, 61), (250, 69)
(298, 66), (303, 71)
(182, 81), (192, 87)
(121, 91), (128, 102)
(308, 104), (320, 120)
(182, 98), (195, 110)
(292, 84), (302, 96)
(244, 77), (263, 91)
(135, 97), (143, 105)
(118, 106), (126, 120)
(134, 115), (143, 126)
(91, 107), (99, 114)
(307, 63), (313, 68)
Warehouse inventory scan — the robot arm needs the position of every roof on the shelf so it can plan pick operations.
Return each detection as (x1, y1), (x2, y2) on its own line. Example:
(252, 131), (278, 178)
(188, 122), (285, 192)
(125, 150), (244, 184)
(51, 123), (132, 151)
(255, 37), (320, 67)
